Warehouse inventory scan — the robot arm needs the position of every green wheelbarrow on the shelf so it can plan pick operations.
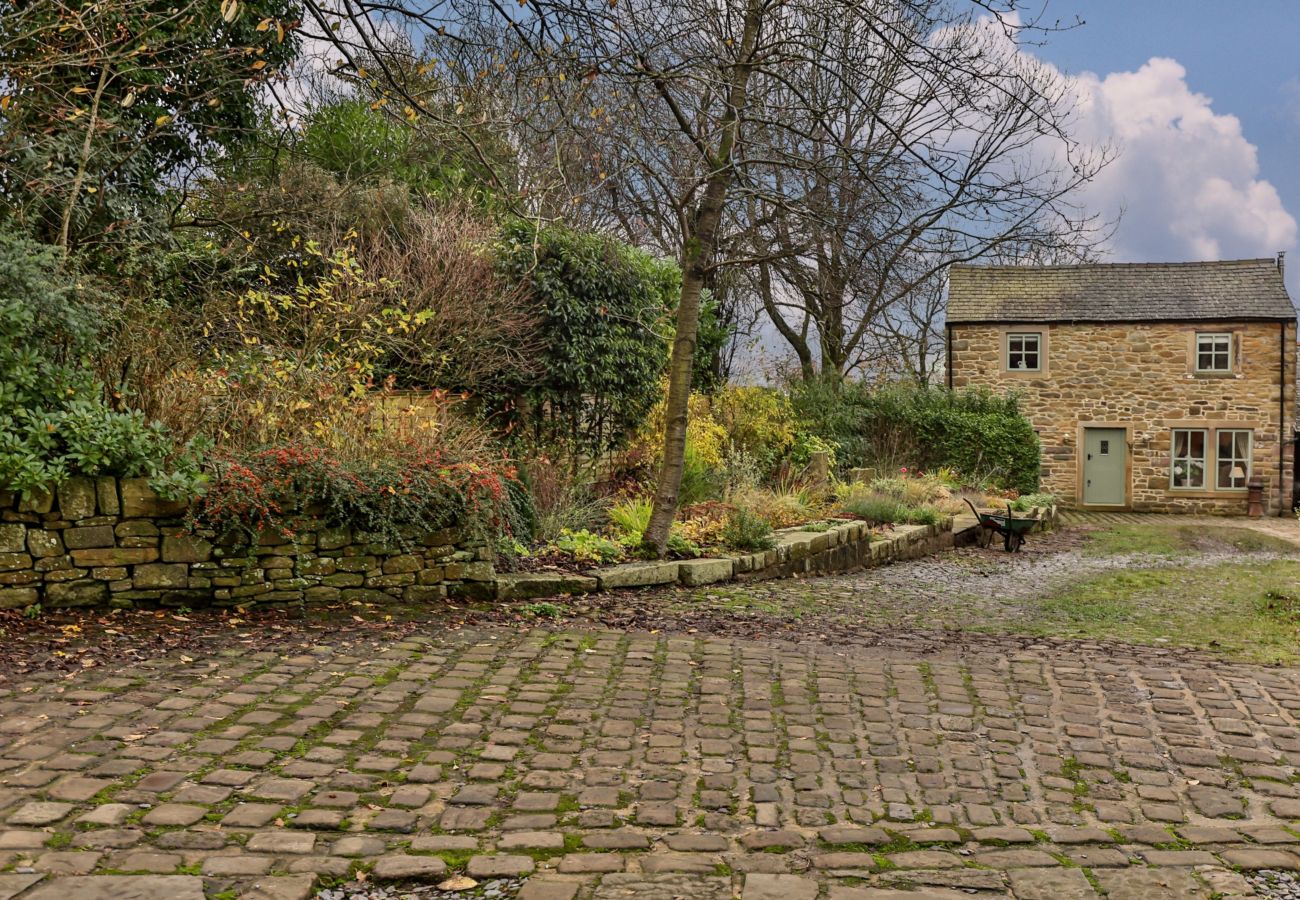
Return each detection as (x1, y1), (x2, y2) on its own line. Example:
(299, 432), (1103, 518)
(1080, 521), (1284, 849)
(964, 499), (1038, 552)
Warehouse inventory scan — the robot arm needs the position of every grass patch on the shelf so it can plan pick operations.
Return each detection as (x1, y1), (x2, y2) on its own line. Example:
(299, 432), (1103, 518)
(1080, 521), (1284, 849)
(1024, 559), (1300, 664)
(1084, 523), (1296, 557)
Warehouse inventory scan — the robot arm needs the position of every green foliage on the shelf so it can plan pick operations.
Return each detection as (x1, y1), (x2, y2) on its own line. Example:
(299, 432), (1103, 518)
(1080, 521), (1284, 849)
(721, 506), (776, 552)
(839, 491), (941, 526)
(0, 229), (201, 495)
(496, 220), (677, 456)
(301, 98), (508, 208)
(680, 443), (724, 506)
(1010, 492), (1057, 511)
(608, 497), (653, 544)
(711, 386), (796, 477)
(791, 382), (1040, 492)
(552, 528), (624, 564)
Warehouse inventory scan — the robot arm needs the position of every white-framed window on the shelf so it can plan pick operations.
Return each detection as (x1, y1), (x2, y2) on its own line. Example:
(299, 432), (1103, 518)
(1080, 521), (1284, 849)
(1195, 332), (1232, 372)
(1007, 332), (1042, 371)
(1170, 429), (1207, 489)
(1216, 430), (1252, 490)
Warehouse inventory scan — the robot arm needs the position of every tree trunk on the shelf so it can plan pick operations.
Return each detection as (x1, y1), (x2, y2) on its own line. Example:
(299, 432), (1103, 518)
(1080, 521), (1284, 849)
(641, 1), (763, 556)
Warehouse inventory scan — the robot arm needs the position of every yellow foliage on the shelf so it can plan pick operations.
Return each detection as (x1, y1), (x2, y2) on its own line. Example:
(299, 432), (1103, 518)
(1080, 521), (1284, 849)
(710, 386), (795, 461)
(634, 383), (727, 471)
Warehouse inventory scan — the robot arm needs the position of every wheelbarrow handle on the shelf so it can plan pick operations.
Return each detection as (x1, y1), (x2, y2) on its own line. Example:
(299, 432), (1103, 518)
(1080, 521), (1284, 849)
(964, 497), (982, 519)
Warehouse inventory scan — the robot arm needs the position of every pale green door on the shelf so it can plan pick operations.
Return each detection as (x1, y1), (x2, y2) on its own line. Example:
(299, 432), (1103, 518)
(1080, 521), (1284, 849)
(1083, 428), (1127, 506)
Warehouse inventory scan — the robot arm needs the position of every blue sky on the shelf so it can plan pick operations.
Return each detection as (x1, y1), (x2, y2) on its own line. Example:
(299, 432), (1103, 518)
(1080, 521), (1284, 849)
(1026, 0), (1299, 298)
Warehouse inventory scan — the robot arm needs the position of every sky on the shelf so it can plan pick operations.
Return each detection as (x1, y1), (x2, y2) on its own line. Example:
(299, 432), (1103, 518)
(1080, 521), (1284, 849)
(1026, 0), (1300, 299)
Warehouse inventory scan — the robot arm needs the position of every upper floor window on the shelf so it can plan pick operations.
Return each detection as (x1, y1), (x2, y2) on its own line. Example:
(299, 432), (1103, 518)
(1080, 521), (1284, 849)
(1007, 332), (1042, 371)
(1195, 332), (1232, 372)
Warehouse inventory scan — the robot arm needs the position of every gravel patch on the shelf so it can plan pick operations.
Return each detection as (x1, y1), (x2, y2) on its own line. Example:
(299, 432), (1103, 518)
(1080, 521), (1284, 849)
(316, 877), (527, 900)
(1248, 870), (1300, 899)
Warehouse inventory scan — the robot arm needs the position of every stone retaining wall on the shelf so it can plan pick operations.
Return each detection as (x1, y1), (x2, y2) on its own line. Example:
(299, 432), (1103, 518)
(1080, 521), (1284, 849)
(0, 477), (489, 611)
(1, 478), (1058, 610)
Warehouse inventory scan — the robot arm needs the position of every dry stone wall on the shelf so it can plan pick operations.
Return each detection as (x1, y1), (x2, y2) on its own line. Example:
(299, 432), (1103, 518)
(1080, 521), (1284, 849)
(949, 320), (1296, 514)
(0, 476), (490, 611)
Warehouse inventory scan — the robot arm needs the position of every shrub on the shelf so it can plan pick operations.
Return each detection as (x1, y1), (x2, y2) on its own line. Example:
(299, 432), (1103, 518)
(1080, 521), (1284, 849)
(791, 382), (1040, 493)
(711, 386), (796, 474)
(0, 229), (202, 496)
(721, 506), (777, 552)
(608, 497), (654, 544)
(553, 528), (624, 564)
(1011, 492), (1057, 511)
(189, 442), (520, 548)
(518, 458), (604, 543)
(839, 488), (943, 526)
(840, 493), (908, 525)
(728, 484), (822, 529)
(496, 220), (677, 456)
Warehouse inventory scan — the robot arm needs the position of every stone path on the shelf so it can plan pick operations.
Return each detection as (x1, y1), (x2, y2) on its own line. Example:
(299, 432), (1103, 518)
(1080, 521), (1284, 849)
(2, 625), (1300, 899)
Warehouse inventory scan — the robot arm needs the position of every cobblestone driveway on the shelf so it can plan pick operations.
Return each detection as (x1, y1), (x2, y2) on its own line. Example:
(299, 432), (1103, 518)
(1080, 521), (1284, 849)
(3, 623), (1300, 899)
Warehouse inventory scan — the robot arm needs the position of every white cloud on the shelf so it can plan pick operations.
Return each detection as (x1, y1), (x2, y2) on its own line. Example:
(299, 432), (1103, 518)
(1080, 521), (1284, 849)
(1068, 58), (1297, 268)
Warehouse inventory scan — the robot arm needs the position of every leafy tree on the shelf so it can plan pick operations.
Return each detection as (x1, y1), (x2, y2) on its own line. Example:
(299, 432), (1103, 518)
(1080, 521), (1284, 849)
(0, 0), (300, 254)
(496, 220), (678, 457)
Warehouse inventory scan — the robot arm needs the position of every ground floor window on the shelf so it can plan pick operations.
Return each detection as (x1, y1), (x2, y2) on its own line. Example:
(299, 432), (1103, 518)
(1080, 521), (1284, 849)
(1171, 429), (1207, 489)
(1169, 427), (1253, 491)
(1216, 429), (1252, 489)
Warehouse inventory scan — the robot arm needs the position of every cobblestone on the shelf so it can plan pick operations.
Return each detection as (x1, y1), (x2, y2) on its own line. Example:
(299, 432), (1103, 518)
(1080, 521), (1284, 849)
(1, 617), (1300, 898)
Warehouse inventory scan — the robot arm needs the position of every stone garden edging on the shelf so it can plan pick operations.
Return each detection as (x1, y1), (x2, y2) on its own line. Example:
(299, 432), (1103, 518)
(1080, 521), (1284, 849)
(496, 506), (1057, 602)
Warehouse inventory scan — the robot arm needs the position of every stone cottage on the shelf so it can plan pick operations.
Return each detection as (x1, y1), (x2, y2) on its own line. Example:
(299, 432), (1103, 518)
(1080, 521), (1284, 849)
(946, 258), (1297, 514)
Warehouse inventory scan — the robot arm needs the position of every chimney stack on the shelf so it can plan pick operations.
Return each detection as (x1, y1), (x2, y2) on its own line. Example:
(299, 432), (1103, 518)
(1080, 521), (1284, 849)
(1279, 250), (1287, 278)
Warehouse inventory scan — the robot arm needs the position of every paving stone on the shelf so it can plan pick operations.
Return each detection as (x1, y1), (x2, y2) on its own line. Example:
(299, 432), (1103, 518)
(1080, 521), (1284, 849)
(0, 875), (45, 900)
(141, 803), (205, 826)
(743, 873), (820, 900)
(467, 854), (536, 876)
(592, 875), (729, 899)
(517, 881), (580, 900)
(202, 855), (275, 876)
(1093, 868), (1205, 900)
(7, 803), (74, 825)
(246, 832), (317, 854)
(221, 804), (283, 827)
(21, 876), (205, 900)
(113, 851), (183, 873)
(1008, 868), (1098, 899)
(1220, 848), (1300, 869)
(236, 874), (319, 900)
(372, 854), (449, 879)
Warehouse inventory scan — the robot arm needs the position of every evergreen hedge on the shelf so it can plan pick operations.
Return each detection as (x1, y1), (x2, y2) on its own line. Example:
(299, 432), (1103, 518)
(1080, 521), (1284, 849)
(791, 382), (1040, 493)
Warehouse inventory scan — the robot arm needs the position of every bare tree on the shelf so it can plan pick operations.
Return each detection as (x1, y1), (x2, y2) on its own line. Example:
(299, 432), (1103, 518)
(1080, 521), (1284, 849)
(263, 0), (1103, 554)
(738, 9), (1109, 385)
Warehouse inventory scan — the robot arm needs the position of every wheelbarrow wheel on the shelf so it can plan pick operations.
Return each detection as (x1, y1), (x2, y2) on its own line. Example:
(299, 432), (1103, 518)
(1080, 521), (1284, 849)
(978, 525), (994, 548)
(1004, 531), (1024, 553)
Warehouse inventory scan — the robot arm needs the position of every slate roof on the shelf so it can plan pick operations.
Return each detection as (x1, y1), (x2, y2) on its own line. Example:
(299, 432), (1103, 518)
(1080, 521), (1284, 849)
(946, 258), (1295, 324)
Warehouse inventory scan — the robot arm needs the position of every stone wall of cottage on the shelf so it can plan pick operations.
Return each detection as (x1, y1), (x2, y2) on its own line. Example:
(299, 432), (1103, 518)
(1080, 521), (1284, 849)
(949, 319), (1297, 514)
(0, 477), (491, 611)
